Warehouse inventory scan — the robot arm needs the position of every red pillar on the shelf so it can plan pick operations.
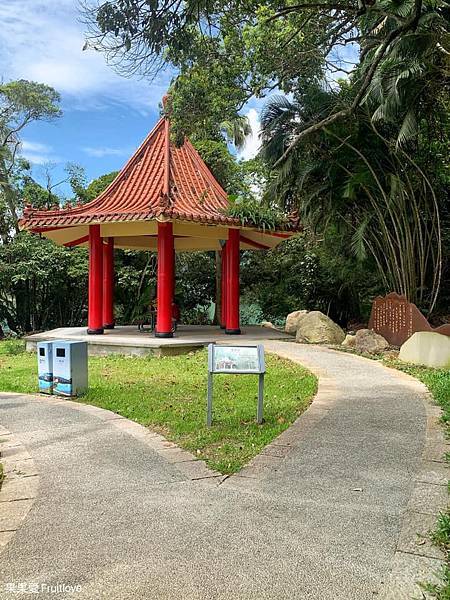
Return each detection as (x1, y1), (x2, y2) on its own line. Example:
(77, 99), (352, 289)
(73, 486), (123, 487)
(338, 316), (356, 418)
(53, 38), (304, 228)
(220, 242), (228, 329)
(103, 237), (115, 329)
(155, 221), (174, 338)
(87, 224), (104, 334)
(225, 228), (241, 335)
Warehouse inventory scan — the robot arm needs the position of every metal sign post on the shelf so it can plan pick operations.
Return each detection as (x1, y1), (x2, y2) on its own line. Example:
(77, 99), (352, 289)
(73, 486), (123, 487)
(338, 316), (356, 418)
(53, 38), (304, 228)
(207, 344), (266, 426)
(257, 372), (264, 424)
(207, 370), (214, 427)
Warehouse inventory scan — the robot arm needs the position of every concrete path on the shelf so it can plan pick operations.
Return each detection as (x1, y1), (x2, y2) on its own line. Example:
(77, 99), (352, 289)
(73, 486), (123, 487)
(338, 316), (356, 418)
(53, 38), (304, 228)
(0, 343), (443, 599)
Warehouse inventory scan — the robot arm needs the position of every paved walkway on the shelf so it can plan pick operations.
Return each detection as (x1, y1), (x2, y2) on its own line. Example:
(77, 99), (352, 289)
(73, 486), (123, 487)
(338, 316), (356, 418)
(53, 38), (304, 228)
(0, 343), (443, 599)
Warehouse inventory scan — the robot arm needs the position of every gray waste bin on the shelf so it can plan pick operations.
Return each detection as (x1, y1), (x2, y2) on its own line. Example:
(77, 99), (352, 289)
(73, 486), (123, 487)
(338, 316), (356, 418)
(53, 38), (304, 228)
(37, 341), (54, 394)
(53, 340), (88, 397)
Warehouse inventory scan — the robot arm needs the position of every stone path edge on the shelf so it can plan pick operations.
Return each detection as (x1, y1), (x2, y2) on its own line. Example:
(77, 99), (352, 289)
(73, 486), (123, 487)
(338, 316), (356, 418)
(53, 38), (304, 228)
(374, 360), (448, 599)
(0, 347), (328, 491)
(262, 345), (448, 597)
(0, 422), (39, 556)
(0, 391), (224, 483)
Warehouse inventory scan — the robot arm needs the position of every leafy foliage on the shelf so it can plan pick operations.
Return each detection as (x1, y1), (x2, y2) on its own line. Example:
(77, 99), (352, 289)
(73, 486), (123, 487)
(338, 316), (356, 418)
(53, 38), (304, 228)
(260, 87), (445, 312)
(85, 171), (118, 201)
(0, 80), (62, 237)
(241, 234), (381, 325)
(0, 232), (88, 333)
(84, 0), (449, 158)
(225, 196), (288, 231)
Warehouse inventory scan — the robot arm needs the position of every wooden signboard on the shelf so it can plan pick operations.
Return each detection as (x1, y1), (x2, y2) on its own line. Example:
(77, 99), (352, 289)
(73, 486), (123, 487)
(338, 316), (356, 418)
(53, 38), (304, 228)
(368, 292), (450, 347)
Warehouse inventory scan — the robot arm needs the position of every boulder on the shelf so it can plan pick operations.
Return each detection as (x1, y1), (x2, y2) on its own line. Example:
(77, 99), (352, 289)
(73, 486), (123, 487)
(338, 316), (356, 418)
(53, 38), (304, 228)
(399, 331), (450, 368)
(295, 334), (308, 344)
(295, 311), (345, 345)
(261, 321), (276, 329)
(342, 334), (356, 348)
(354, 329), (389, 354)
(285, 310), (309, 335)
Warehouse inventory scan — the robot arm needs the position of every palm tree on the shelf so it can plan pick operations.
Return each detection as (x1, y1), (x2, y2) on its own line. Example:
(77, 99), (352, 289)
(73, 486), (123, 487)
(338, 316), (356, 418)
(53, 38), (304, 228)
(220, 115), (252, 150)
(259, 91), (442, 312)
(359, 0), (449, 147)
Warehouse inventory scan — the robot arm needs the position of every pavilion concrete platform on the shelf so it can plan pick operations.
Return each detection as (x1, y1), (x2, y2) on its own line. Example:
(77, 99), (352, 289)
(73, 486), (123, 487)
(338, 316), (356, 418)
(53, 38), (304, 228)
(24, 325), (292, 357)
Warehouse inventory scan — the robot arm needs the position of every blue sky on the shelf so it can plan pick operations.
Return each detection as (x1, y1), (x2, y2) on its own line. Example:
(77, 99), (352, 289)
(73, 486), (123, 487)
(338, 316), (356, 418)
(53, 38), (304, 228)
(0, 0), (262, 198)
(0, 1), (186, 196)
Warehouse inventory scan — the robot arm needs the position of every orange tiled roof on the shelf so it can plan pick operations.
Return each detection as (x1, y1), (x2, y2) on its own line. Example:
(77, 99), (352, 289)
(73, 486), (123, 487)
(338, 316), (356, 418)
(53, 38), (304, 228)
(20, 115), (240, 231)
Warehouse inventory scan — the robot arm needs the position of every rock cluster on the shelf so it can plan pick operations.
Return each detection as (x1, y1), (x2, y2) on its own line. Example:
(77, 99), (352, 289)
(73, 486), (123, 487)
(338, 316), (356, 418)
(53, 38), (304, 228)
(284, 310), (389, 352)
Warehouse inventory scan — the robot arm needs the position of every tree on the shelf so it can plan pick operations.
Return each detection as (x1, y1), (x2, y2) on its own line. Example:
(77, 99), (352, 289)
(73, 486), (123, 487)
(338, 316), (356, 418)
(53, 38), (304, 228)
(85, 171), (118, 200)
(32, 162), (88, 208)
(240, 234), (381, 325)
(83, 0), (449, 152)
(0, 80), (62, 236)
(0, 232), (88, 333)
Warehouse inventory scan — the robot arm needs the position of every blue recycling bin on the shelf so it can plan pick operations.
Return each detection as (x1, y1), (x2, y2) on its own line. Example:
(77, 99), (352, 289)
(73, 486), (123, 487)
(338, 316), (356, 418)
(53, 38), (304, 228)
(52, 340), (88, 397)
(37, 341), (54, 394)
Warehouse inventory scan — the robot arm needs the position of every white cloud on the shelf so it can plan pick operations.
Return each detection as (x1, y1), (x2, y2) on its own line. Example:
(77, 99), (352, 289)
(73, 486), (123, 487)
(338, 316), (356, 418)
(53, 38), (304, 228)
(0, 0), (171, 112)
(20, 140), (60, 164)
(82, 146), (131, 158)
(238, 108), (261, 161)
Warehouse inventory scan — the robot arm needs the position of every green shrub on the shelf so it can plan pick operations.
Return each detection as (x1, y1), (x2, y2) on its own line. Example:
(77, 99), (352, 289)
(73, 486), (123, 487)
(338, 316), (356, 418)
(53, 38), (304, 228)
(240, 302), (264, 325)
(0, 339), (26, 356)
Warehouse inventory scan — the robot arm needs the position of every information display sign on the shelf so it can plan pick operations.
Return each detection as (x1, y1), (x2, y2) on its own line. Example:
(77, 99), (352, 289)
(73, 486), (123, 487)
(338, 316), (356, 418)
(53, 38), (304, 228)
(207, 344), (265, 426)
(209, 345), (265, 374)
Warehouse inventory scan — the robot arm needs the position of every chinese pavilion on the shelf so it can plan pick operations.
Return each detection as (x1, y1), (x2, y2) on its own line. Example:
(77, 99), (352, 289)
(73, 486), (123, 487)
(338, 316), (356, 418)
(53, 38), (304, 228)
(20, 99), (298, 338)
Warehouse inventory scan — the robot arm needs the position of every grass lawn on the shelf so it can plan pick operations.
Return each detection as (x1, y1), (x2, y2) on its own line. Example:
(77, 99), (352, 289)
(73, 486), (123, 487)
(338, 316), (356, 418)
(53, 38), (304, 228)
(0, 339), (317, 474)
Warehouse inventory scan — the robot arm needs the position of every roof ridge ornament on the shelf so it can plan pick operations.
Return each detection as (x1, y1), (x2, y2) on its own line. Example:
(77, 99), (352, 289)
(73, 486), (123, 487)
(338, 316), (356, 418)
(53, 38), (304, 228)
(158, 190), (171, 211)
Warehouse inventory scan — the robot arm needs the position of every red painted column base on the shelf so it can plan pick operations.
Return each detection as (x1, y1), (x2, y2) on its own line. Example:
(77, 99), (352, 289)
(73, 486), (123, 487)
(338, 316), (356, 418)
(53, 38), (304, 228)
(155, 221), (175, 338)
(103, 237), (115, 329)
(87, 224), (104, 335)
(225, 228), (241, 335)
